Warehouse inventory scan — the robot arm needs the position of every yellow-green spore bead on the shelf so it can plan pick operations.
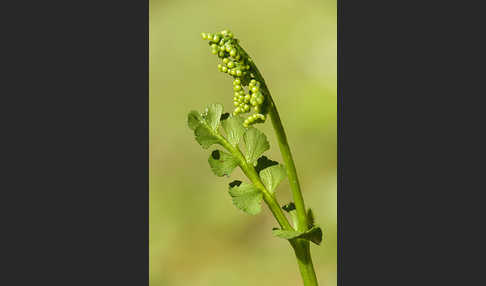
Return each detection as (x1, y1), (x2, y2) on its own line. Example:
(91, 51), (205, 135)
(244, 94), (251, 101)
(222, 66), (228, 73)
(233, 78), (241, 85)
(225, 45), (232, 52)
(233, 85), (241, 91)
(236, 70), (242, 76)
(227, 62), (235, 68)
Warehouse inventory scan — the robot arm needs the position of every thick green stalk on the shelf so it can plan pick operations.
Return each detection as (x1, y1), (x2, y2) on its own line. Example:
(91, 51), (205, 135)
(243, 52), (318, 286)
(248, 60), (308, 232)
(293, 240), (319, 286)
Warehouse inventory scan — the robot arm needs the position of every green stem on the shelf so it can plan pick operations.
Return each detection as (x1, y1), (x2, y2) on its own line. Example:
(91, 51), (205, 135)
(249, 60), (308, 232)
(243, 49), (318, 286)
(292, 240), (319, 286)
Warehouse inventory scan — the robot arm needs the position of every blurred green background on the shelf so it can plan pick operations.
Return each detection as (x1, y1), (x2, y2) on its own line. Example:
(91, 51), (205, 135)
(150, 0), (336, 285)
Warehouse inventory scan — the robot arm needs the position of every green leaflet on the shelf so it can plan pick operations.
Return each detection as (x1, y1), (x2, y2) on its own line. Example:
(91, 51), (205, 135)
(221, 115), (246, 146)
(208, 150), (239, 177)
(228, 181), (262, 215)
(202, 103), (223, 131)
(272, 229), (301, 239)
(188, 104), (224, 149)
(243, 127), (269, 164)
(301, 226), (323, 245)
(259, 164), (287, 194)
(187, 110), (203, 131)
(194, 125), (220, 149)
(272, 225), (323, 246)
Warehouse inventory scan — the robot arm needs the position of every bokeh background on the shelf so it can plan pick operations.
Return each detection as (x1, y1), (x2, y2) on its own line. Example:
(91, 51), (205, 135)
(150, 0), (336, 285)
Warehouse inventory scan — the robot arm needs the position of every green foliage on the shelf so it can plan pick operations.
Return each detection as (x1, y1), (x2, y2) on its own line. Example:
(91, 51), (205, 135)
(202, 103), (223, 131)
(259, 164), (287, 194)
(188, 104), (224, 149)
(194, 125), (220, 149)
(208, 150), (239, 177)
(187, 110), (203, 131)
(272, 226), (323, 245)
(188, 104), (281, 216)
(243, 127), (270, 164)
(221, 115), (245, 146)
(228, 181), (262, 215)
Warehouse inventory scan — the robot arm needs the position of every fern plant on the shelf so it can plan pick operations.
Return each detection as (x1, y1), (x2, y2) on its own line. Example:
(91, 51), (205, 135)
(188, 29), (321, 286)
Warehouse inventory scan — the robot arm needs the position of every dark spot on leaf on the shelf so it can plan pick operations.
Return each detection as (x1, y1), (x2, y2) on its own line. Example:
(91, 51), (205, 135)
(211, 150), (221, 160)
(282, 202), (296, 212)
(229, 180), (242, 188)
(220, 113), (230, 120)
(255, 156), (279, 173)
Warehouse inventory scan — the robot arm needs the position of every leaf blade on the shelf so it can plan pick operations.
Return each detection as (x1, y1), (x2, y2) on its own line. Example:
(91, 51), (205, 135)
(272, 229), (301, 240)
(202, 103), (223, 131)
(228, 181), (262, 215)
(187, 110), (203, 131)
(194, 125), (220, 149)
(208, 150), (239, 177)
(243, 127), (269, 164)
(221, 115), (246, 146)
(272, 225), (323, 245)
(260, 164), (287, 194)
